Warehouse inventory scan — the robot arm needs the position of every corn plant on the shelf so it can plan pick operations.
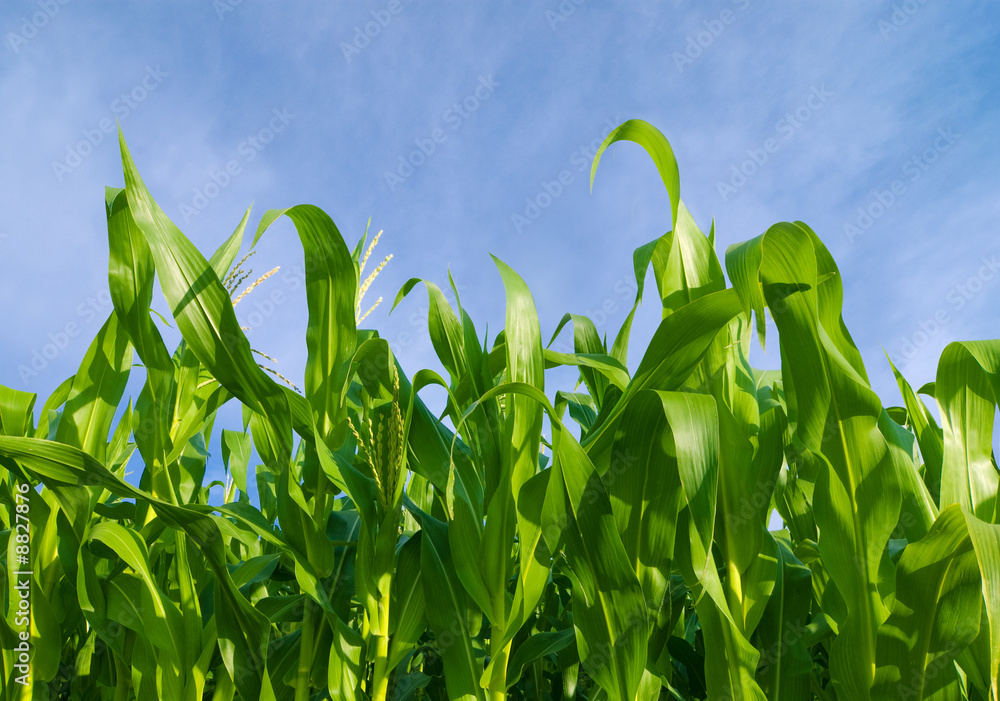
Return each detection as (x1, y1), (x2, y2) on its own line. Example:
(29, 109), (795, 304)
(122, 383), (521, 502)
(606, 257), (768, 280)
(2, 120), (1000, 700)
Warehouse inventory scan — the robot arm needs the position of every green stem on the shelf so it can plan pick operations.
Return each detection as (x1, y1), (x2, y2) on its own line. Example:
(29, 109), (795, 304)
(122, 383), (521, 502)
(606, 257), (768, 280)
(295, 599), (315, 701)
(725, 558), (745, 633)
(488, 642), (512, 701)
(371, 592), (392, 701)
(487, 619), (512, 701)
(293, 460), (329, 700)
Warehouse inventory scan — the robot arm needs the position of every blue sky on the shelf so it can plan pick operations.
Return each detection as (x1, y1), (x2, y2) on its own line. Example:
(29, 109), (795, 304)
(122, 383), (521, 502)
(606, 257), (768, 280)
(1, 2), (999, 486)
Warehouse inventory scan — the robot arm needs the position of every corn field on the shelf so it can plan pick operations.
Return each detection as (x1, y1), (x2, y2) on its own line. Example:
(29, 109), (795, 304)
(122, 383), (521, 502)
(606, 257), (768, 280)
(2, 119), (999, 700)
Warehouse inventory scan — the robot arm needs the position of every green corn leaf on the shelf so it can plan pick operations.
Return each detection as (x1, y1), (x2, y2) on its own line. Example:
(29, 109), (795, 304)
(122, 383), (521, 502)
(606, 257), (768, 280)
(505, 628), (576, 689)
(728, 221), (902, 700)
(878, 408), (937, 543)
(106, 186), (176, 482)
(392, 278), (469, 384)
(32, 375), (73, 440)
(222, 429), (252, 495)
(888, 356), (944, 505)
(0, 385), (36, 438)
(607, 390), (685, 680)
(388, 533), (427, 670)
(548, 312), (611, 406)
(543, 349), (630, 392)
(89, 521), (185, 659)
(0, 436), (271, 698)
(592, 120), (724, 322)
(328, 616), (366, 701)
(591, 118), (680, 230)
(535, 383), (649, 701)
(117, 130), (292, 462)
(25, 578), (61, 684)
(486, 258), (550, 656)
(752, 533), (813, 701)
(208, 207), (251, 279)
(393, 361), (467, 494)
(872, 505), (982, 701)
(691, 586), (768, 701)
(646, 389), (766, 701)
(583, 287), (745, 469)
(963, 512), (1000, 701)
(608, 236), (659, 368)
(254, 205), (357, 446)
(405, 500), (486, 701)
(173, 533), (205, 685)
(648, 201), (727, 318)
(554, 391), (598, 431)
(230, 553), (281, 589)
(490, 255), (545, 499)
(726, 233), (768, 348)
(935, 341), (1000, 521)
(710, 320), (782, 585)
(275, 451), (335, 579)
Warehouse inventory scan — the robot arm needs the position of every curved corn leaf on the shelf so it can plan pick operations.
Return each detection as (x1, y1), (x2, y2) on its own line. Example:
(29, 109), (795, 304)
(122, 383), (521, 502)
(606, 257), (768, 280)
(392, 278), (468, 385)
(963, 512), (1000, 701)
(583, 287), (745, 467)
(53, 311), (132, 467)
(254, 205), (357, 445)
(935, 341), (1000, 521)
(590, 118), (680, 230)
(873, 505), (981, 701)
(118, 130), (292, 462)
(106, 185), (176, 494)
(728, 221), (901, 700)
(0, 385), (35, 438)
(592, 120), (724, 322)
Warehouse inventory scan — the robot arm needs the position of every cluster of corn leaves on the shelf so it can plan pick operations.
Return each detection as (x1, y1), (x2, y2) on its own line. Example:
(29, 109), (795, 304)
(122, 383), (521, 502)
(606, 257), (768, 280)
(3, 122), (1000, 701)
